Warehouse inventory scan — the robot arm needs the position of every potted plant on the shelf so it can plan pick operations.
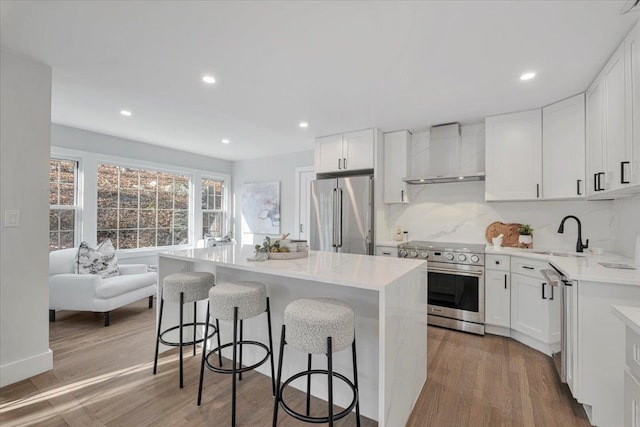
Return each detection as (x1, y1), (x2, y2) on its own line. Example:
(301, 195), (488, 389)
(518, 224), (534, 248)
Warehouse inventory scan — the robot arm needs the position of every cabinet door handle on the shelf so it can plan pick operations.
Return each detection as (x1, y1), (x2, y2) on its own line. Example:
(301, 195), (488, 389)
(299, 224), (303, 233)
(343, 157), (347, 169)
(504, 274), (507, 290)
(536, 183), (540, 198)
(401, 190), (404, 201)
(382, 251), (391, 255)
(594, 173), (598, 192)
(577, 179), (582, 195)
(549, 285), (554, 300)
(621, 161), (630, 184)
(542, 282), (547, 300)
(338, 158), (342, 170)
(522, 265), (534, 270)
(597, 172), (605, 191)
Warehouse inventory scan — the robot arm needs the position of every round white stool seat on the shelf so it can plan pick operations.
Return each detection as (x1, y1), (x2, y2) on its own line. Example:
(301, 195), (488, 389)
(209, 281), (267, 320)
(162, 272), (215, 303)
(284, 298), (354, 355)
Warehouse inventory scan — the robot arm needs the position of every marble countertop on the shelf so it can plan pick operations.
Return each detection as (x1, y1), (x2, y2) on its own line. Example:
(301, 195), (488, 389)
(159, 245), (426, 292)
(485, 246), (640, 286)
(612, 305), (640, 335)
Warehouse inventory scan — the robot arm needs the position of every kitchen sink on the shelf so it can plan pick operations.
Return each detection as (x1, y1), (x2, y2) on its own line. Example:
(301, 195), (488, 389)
(528, 249), (588, 257)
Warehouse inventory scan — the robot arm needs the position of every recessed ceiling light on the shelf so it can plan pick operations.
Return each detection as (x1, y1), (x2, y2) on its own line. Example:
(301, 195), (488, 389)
(420, 179), (425, 182)
(120, 110), (132, 116)
(202, 75), (216, 84)
(458, 176), (464, 180)
(299, 122), (309, 128)
(221, 139), (230, 144)
(520, 72), (536, 81)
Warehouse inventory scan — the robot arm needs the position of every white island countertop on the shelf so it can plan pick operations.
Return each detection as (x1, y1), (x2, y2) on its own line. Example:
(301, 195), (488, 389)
(485, 246), (640, 286)
(160, 245), (426, 292)
(612, 305), (640, 336)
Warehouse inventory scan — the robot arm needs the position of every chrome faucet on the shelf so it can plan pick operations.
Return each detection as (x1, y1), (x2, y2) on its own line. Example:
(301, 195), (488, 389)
(557, 215), (589, 253)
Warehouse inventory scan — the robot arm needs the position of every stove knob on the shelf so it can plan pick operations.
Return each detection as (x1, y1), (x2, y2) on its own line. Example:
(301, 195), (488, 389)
(410, 250), (419, 258)
(420, 251), (429, 259)
(445, 253), (455, 261)
(458, 254), (467, 262)
(399, 249), (408, 258)
(470, 255), (480, 263)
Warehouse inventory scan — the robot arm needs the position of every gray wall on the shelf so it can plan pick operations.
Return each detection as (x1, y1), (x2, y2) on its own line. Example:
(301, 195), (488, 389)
(0, 51), (53, 386)
(51, 124), (232, 174)
(232, 150), (313, 245)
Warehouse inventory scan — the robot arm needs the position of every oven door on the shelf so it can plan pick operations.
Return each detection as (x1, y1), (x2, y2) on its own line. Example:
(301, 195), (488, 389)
(427, 262), (485, 324)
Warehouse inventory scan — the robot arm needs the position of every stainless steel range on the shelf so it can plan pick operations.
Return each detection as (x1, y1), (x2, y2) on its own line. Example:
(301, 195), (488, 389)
(398, 241), (486, 335)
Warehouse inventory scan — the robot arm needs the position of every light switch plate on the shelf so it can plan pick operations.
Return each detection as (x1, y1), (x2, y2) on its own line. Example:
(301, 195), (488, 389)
(4, 210), (20, 227)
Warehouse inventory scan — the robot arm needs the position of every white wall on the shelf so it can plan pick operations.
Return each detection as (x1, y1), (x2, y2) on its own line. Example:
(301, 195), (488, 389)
(0, 51), (53, 387)
(51, 124), (232, 174)
(611, 195), (640, 259)
(231, 150), (314, 245)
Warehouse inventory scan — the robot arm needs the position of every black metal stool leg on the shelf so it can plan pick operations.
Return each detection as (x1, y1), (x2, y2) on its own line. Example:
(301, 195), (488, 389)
(179, 292), (184, 389)
(197, 303), (211, 406)
(153, 297), (165, 374)
(272, 325), (286, 427)
(306, 354), (312, 416)
(239, 319), (244, 381)
(352, 335), (361, 427)
(232, 306), (238, 427)
(266, 297), (276, 396)
(216, 319), (222, 367)
(327, 337), (334, 427)
(193, 301), (197, 356)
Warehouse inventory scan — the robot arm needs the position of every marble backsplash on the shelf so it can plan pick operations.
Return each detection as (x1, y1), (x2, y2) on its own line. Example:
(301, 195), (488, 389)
(384, 181), (614, 252)
(610, 195), (640, 259)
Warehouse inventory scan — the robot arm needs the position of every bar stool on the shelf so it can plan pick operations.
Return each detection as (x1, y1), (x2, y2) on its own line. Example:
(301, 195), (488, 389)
(197, 281), (276, 427)
(272, 298), (361, 427)
(153, 271), (219, 389)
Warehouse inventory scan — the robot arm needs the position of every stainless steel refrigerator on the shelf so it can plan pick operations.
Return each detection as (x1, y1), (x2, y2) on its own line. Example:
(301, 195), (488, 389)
(309, 175), (374, 255)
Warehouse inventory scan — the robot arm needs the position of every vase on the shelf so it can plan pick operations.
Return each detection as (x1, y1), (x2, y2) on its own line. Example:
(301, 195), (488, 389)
(518, 234), (533, 248)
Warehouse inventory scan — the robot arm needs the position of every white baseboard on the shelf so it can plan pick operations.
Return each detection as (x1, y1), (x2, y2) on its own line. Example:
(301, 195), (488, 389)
(0, 349), (53, 387)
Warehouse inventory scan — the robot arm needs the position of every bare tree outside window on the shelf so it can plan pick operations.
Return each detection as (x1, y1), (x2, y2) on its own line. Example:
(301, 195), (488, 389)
(202, 177), (224, 238)
(49, 159), (78, 251)
(97, 164), (190, 249)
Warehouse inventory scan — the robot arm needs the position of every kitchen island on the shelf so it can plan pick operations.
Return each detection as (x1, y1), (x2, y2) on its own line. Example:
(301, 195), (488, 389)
(158, 245), (427, 427)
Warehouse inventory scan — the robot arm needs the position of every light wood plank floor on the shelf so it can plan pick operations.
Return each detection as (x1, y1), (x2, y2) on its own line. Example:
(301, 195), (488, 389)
(1, 299), (590, 426)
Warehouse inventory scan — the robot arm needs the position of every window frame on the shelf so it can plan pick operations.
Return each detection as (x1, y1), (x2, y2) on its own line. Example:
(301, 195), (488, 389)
(51, 147), (231, 259)
(95, 160), (193, 251)
(200, 175), (228, 239)
(49, 156), (82, 251)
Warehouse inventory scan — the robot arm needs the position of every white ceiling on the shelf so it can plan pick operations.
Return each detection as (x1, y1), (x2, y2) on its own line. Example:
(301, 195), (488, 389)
(1, 1), (638, 161)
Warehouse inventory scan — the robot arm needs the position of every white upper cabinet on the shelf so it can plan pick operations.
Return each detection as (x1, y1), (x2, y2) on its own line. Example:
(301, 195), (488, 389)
(604, 44), (628, 192)
(586, 78), (606, 196)
(314, 129), (375, 174)
(314, 134), (344, 174)
(542, 93), (586, 199)
(383, 130), (410, 204)
(626, 20), (640, 186)
(485, 109), (542, 201)
(585, 21), (640, 198)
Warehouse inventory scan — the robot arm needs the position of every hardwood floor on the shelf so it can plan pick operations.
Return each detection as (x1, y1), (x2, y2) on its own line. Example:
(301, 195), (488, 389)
(0, 301), (590, 426)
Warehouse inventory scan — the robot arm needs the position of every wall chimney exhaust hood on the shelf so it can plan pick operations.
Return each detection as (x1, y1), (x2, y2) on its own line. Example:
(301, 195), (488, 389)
(402, 122), (485, 185)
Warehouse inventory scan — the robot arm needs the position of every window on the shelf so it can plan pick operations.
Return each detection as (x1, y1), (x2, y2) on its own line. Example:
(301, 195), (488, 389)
(96, 164), (190, 250)
(201, 177), (225, 238)
(49, 159), (78, 251)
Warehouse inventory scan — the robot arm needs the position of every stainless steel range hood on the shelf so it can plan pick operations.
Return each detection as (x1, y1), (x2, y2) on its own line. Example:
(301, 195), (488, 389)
(403, 172), (485, 185)
(402, 122), (485, 185)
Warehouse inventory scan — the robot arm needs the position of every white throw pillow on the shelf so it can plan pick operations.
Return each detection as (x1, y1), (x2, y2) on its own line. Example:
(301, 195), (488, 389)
(77, 240), (119, 278)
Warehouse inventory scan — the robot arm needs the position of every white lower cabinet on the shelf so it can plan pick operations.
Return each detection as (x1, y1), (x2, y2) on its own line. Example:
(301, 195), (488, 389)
(507, 257), (560, 356)
(626, 368), (640, 427)
(485, 266), (510, 330)
(375, 245), (398, 257)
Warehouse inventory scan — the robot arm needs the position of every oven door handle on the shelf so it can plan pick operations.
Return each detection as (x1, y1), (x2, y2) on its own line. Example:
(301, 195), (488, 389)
(429, 267), (484, 277)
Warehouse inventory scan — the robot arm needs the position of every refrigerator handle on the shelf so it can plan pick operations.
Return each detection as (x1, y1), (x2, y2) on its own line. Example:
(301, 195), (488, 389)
(338, 188), (343, 247)
(332, 188), (337, 248)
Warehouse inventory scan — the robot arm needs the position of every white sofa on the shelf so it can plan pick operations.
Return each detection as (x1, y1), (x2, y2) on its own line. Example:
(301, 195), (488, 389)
(49, 248), (158, 326)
